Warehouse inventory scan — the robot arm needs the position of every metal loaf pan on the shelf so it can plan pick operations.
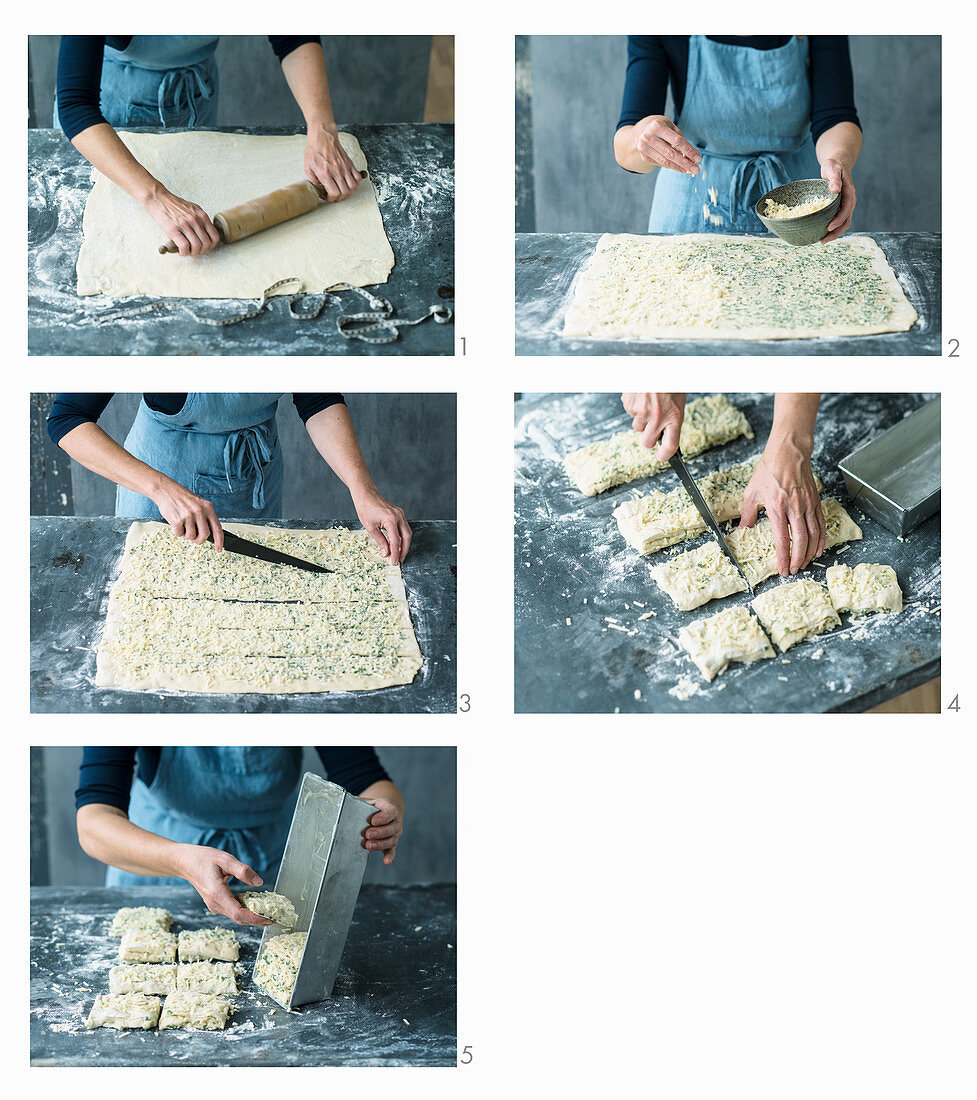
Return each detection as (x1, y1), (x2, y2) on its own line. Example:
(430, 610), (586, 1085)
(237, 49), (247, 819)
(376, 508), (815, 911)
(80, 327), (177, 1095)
(838, 397), (940, 536)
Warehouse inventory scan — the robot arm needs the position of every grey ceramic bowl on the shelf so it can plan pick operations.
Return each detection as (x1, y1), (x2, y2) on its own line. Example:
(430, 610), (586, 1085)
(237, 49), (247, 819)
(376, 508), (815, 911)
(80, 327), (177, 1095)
(754, 178), (841, 246)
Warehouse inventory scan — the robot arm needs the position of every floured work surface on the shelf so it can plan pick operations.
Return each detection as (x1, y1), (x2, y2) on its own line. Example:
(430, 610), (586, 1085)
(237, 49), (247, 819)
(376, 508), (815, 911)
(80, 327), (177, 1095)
(96, 521), (422, 694)
(77, 131), (394, 299)
(564, 233), (918, 341)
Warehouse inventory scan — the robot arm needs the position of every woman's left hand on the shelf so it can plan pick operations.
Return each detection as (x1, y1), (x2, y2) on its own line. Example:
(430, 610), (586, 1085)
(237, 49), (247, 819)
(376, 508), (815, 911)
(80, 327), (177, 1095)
(353, 488), (412, 564)
(819, 158), (856, 243)
(305, 125), (361, 202)
(361, 799), (404, 866)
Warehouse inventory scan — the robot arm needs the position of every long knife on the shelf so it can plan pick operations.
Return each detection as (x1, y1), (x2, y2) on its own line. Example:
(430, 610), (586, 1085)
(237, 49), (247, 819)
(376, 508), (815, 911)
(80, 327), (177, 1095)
(207, 529), (333, 574)
(667, 448), (753, 594)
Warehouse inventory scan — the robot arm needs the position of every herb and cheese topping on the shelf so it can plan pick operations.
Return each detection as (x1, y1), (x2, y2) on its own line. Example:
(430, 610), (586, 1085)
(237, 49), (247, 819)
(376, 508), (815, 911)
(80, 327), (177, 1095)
(85, 992), (161, 1030)
(678, 605), (775, 681)
(238, 890), (298, 927)
(750, 578), (842, 653)
(118, 927), (178, 964)
(762, 195), (834, 219)
(159, 991), (231, 1031)
(96, 522), (423, 694)
(253, 932), (307, 1007)
(178, 927), (240, 963)
(826, 563), (903, 615)
(108, 963), (177, 995)
(108, 906), (173, 937)
(175, 961), (237, 995)
(564, 393), (754, 496)
(564, 233), (917, 340)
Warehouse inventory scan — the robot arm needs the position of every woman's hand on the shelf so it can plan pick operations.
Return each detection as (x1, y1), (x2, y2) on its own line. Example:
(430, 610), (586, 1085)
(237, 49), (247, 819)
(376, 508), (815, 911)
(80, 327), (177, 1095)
(621, 392), (687, 461)
(174, 844), (276, 926)
(739, 439), (826, 577)
(152, 476), (224, 549)
(819, 158), (856, 242)
(631, 116), (701, 174)
(143, 184), (221, 256)
(361, 798), (404, 866)
(353, 488), (412, 564)
(305, 125), (361, 202)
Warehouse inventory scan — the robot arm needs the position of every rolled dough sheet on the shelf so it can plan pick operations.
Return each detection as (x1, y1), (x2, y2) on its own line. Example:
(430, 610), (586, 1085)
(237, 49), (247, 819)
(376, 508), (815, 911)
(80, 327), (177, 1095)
(95, 521), (423, 694)
(564, 233), (918, 340)
(76, 130), (394, 299)
(564, 393), (754, 496)
(826, 562), (903, 615)
(750, 578), (842, 653)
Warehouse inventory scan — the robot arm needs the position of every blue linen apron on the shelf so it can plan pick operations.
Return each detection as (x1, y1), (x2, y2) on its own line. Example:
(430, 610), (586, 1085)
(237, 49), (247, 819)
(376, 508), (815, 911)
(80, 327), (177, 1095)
(54, 35), (219, 131)
(648, 35), (821, 234)
(106, 747), (303, 887)
(115, 393), (285, 521)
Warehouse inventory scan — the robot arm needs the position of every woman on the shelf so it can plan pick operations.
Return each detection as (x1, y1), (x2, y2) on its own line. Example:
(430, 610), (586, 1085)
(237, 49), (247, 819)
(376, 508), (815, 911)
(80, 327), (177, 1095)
(55, 36), (362, 256)
(622, 392), (826, 577)
(613, 36), (861, 242)
(75, 747), (404, 924)
(47, 393), (412, 564)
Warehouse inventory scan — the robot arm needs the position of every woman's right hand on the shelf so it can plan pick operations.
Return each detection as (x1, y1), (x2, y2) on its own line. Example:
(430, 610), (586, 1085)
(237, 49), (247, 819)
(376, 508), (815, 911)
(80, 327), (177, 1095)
(174, 844), (276, 927)
(143, 184), (221, 256)
(621, 392), (687, 461)
(152, 477), (224, 549)
(632, 116), (701, 175)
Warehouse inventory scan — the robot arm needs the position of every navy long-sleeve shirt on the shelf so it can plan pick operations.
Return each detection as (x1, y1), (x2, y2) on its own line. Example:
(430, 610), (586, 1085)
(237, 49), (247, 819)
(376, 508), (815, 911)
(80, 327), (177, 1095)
(75, 747), (390, 813)
(47, 394), (345, 447)
(56, 36), (321, 141)
(618, 36), (860, 145)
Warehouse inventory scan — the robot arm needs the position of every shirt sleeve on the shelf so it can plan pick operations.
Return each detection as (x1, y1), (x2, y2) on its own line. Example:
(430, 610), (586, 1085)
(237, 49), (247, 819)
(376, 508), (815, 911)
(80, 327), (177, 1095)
(292, 394), (346, 422)
(75, 747), (138, 813)
(56, 36), (109, 140)
(808, 36), (861, 143)
(268, 36), (321, 62)
(314, 747), (390, 795)
(47, 394), (114, 446)
(617, 36), (670, 131)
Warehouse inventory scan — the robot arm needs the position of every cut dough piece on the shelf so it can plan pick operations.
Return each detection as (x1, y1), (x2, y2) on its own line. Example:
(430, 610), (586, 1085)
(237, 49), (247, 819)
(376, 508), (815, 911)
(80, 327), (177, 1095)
(564, 394), (754, 495)
(159, 991), (231, 1031)
(85, 992), (161, 1030)
(96, 521), (423, 694)
(678, 605), (776, 681)
(651, 497), (863, 610)
(751, 578), (842, 653)
(564, 233), (918, 340)
(119, 928), (178, 964)
(253, 932), (307, 1007)
(178, 927), (240, 963)
(108, 906), (173, 937)
(826, 563), (903, 615)
(109, 963), (177, 995)
(77, 130), (394, 299)
(238, 890), (298, 927)
(176, 961), (238, 995)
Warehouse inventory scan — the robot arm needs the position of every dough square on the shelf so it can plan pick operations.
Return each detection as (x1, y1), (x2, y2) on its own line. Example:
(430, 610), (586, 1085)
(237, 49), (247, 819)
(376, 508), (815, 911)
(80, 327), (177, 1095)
(109, 963), (178, 995)
(118, 927), (178, 964)
(178, 927), (240, 963)
(85, 992), (161, 1030)
(564, 393), (753, 496)
(159, 991), (231, 1031)
(564, 233), (917, 340)
(253, 932), (308, 1007)
(678, 605), (776, 681)
(826, 563), (903, 615)
(238, 890), (298, 927)
(108, 905), (173, 937)
(77, 130), (394, 299)
(751, 578), (842, 652)
(176, 961), (238, 995)
(651, 541), (747, 611)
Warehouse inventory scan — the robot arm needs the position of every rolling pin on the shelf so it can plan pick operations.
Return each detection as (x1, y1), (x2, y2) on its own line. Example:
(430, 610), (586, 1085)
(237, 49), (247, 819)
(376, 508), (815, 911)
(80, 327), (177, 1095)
(158, 172), (367, 254)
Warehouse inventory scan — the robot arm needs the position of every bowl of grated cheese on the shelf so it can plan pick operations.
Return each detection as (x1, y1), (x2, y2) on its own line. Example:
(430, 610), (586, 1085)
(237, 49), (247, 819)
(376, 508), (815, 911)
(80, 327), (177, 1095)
(755, 178), (841, 246)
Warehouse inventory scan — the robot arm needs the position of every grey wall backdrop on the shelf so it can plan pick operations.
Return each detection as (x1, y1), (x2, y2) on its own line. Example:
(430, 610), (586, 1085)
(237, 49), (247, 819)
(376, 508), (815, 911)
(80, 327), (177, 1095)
(28, 36), (433, 128)
(30, 393), (456, 521)
(519, 35), (941, 234)
(32, 746), (456, 888)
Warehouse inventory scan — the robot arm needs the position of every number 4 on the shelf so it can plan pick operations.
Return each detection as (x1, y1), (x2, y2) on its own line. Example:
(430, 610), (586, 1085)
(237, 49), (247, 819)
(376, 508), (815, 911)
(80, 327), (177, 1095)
(947, 694), (960, 711)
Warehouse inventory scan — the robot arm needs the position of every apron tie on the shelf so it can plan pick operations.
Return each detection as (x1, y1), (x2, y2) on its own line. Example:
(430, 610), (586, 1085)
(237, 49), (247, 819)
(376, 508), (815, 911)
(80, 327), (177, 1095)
(223, 424), (275, 512)
(157, 62), (215, 128)
(728, 152), (791, 221)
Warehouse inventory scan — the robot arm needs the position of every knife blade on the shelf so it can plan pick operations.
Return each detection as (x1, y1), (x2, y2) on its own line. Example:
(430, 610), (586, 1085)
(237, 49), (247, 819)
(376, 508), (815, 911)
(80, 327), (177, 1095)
(207, 530), (333, 574)
(666, 448), (753, 595)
